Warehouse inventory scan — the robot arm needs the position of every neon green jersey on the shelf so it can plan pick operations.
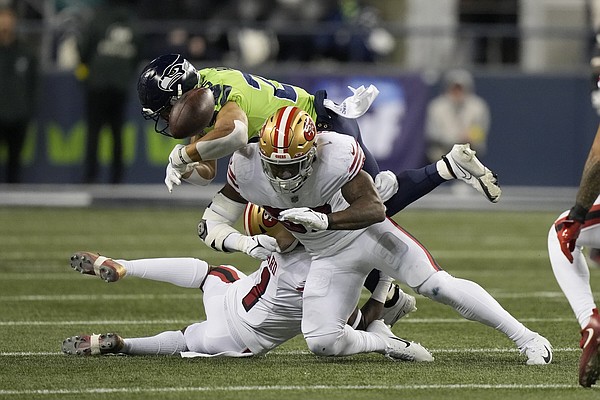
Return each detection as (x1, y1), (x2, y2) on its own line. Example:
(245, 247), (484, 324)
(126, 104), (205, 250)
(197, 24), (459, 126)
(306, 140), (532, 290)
(197, 67), (317, 139)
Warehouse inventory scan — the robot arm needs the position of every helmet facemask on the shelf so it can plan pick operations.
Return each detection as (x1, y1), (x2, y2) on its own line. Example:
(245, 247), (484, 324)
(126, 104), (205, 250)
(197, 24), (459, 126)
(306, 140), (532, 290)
(260, 148), (316, 193)
(259, 106), (317, 194)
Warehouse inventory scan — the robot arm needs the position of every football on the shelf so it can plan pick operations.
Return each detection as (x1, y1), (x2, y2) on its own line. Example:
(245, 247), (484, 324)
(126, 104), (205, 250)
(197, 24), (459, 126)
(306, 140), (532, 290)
(169, 87), (215, 139)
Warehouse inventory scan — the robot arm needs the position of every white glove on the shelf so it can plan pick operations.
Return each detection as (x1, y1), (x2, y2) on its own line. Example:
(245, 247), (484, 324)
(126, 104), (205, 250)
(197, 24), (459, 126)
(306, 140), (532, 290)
(165, 162), (200, 193)
(165, 163), (182, 193)
(168, 144), (193, 170)
(374, 170), (398, 202)
(165, 144), (194, 192)
(279, 207), (329, 232)
(322, 84), (379, 119)
(239, 234), (281, 260)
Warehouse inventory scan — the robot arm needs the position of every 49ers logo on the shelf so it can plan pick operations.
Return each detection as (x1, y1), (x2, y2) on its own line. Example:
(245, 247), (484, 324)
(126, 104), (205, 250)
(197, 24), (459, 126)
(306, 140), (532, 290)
(303, 119), (316, 141)
(261, 209), (279, 228)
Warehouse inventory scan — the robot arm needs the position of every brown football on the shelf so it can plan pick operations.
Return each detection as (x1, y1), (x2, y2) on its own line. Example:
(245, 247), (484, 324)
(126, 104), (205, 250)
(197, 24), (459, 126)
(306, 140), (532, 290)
(169, 87), (215, 139)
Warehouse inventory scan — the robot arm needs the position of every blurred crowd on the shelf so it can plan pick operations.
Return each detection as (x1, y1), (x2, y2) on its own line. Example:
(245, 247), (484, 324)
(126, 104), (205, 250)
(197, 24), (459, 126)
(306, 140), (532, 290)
(21, 0), (398, 69)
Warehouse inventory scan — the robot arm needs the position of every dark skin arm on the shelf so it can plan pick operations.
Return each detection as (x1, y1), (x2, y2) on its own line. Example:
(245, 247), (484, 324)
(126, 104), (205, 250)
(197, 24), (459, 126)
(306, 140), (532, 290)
(574, 124), (600, 212)
(326, 170), (386, 230)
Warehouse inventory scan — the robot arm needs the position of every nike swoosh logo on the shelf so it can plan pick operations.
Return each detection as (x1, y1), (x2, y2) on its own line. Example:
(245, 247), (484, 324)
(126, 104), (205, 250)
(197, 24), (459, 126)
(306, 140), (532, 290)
(454, 162), (472, 180)
(389, 336), (411, 347)
(583, 328), (596, 349)
(542, 345), (552, 363)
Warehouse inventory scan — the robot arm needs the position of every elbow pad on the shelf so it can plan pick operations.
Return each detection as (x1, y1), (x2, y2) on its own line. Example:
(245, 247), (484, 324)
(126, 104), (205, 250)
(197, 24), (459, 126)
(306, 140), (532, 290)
(183, 171), (214, 186)
(195, 120), (248, 160)
(199, 192), (246, 251)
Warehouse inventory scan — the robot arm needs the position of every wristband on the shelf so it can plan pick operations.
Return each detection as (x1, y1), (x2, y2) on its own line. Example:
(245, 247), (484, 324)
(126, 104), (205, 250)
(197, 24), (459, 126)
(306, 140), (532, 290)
(568, 203), (589, 223)
(178, 146), (193, 164)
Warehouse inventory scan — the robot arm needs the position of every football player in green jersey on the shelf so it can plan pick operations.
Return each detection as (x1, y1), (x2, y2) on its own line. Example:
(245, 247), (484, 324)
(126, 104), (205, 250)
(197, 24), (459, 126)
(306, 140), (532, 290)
(138, 54), (500, 213)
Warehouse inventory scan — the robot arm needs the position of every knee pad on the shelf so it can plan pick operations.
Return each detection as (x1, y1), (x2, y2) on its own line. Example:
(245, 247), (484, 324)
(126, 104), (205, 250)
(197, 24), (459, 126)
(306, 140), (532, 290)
(305, 333), (342, 356)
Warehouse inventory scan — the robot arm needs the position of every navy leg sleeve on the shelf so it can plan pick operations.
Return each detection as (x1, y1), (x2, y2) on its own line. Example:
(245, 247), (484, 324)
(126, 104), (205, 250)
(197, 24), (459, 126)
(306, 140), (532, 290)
(384, 163), (445, 216)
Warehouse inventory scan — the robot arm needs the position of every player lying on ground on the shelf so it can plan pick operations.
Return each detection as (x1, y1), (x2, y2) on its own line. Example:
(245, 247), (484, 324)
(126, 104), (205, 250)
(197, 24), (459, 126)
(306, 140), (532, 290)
(62, 204), (431, 361)
(199, 105), (553, 365)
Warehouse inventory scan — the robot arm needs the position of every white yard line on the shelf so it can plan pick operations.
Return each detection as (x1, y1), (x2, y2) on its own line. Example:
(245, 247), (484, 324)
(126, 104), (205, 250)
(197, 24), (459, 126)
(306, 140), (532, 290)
(0, 383), (581, 396)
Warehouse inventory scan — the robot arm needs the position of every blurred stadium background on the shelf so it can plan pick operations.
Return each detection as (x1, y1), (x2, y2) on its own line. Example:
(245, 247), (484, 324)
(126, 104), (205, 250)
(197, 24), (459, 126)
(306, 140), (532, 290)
(0, 0), (597, 205)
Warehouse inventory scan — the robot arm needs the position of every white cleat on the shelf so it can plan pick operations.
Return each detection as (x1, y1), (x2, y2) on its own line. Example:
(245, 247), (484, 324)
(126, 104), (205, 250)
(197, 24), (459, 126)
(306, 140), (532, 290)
(382, 284), (417, 326)
(443, 144), (501, 203)
(520, 334), (553, 365)
(368, 319), (434, 362)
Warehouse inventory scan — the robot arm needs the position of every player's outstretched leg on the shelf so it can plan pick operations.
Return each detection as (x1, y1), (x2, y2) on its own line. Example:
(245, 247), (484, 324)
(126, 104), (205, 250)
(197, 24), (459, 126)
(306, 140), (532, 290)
(580, 308), (600, 387)
(442, 144), (501, 203)
(62, 333), (124, 356)
(417, 271), (552, 365)
(70, 252), (126, 282)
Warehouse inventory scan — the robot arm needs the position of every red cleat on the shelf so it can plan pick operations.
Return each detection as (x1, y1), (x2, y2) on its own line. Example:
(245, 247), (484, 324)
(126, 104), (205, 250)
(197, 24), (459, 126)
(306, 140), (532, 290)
(70, 252), (126, 283)
(579, 308), (600, 387)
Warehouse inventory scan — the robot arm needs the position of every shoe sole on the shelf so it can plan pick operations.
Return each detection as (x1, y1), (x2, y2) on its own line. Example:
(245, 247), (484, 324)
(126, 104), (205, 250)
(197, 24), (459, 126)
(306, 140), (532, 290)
(70, 252), (124, 282)
(62, 333), (123, 356)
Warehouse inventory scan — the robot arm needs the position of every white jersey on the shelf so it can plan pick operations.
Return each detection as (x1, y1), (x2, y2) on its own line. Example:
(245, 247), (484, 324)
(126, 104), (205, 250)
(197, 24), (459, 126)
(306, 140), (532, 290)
(227, 131), (366, 256)
(225, 248), (309, 354)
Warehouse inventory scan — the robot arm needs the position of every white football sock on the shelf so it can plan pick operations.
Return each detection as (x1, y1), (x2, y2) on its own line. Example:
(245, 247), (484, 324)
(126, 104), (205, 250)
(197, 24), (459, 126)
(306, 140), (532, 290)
(123, 330), (187, 355)
(418, 271), (536, 348)
(116, 258), (209, 288)
(371, 274), (393, 303)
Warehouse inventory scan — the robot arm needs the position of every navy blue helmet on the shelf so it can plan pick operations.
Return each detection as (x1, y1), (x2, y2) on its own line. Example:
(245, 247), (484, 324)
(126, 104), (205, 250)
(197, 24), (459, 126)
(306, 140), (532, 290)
(137, 54), (198, 136)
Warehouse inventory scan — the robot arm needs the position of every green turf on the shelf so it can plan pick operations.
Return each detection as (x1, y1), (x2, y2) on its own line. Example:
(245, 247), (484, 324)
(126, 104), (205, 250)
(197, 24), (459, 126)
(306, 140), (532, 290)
(0, 206), (598, 399)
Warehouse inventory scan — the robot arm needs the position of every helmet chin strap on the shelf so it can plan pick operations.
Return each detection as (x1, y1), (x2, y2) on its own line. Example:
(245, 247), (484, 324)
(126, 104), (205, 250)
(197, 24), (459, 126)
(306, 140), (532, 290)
(177, 83), (183, 98)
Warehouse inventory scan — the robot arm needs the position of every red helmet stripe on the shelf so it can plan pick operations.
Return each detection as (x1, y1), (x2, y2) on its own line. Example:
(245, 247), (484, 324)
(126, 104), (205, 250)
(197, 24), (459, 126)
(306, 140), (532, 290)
(274, 106), (296, 154)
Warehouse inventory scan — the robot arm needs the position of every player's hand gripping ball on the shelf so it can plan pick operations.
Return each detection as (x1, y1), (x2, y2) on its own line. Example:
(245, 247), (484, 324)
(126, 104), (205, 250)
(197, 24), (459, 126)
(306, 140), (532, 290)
(169, 87), (215, 139)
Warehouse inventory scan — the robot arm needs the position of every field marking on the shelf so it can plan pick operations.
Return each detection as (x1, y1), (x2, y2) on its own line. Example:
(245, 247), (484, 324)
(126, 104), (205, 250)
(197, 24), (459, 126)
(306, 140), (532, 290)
(0, 249), (549, 263)
(0, 383), (582, 395)
(0, 348), (582, 357)
(0, 294), (201, 301)
(0, 317), (579, 326)
(0, 292), (572, 302)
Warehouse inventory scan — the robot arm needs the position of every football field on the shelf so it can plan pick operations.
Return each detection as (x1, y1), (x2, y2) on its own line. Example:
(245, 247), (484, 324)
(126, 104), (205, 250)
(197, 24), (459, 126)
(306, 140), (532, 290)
(1, 206), (599, 399)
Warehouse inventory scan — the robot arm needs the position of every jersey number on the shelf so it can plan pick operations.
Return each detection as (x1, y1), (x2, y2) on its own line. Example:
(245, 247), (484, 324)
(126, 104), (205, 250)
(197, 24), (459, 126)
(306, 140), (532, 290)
(241, 266), (270, 311)
(241, 72), (298, 103)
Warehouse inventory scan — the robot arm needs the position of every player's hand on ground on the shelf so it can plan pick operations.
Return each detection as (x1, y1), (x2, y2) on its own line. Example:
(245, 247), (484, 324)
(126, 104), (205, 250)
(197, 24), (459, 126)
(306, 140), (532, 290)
(241, 235), (281, 260)
(374, 170), (398, 202)
(556, 219), (583, 263)
(280, 207), (329, 231)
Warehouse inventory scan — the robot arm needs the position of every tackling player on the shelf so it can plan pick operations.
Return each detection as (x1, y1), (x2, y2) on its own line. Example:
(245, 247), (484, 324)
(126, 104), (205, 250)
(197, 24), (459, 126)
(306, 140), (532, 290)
(62, 204), (431, 361)
(198, 105), (553, 364)
(137, 53), (502, 318)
